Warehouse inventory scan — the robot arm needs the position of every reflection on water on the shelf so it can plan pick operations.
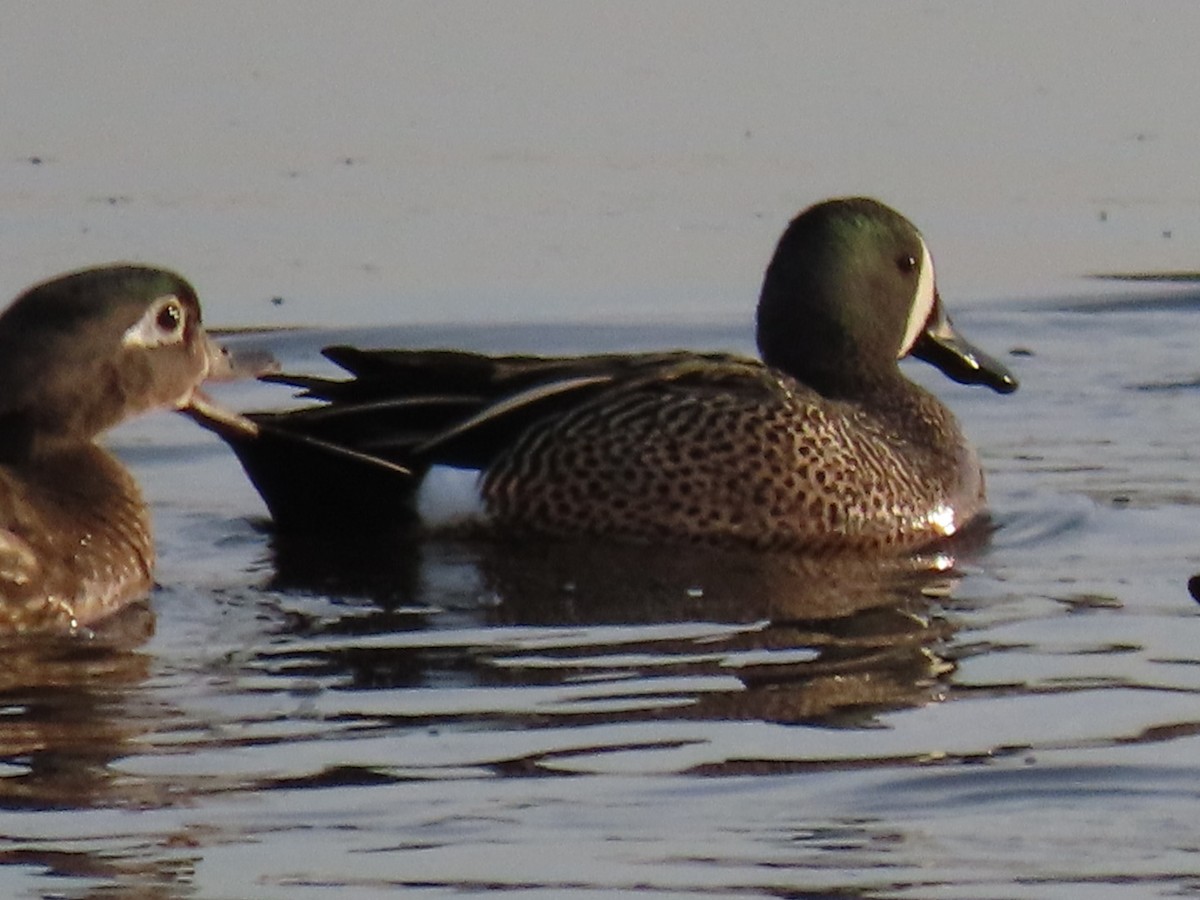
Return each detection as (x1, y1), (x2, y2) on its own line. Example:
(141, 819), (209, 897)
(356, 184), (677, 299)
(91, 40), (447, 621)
(263, 533), (962, 739)
(0, 526), (966, 897)
(4, 300), (1200, 898)
(0, 605), (155, 809)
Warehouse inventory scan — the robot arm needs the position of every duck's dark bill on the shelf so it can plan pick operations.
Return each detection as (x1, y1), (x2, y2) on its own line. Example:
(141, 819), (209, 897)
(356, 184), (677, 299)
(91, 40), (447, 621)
(912, 312), (1018, 394)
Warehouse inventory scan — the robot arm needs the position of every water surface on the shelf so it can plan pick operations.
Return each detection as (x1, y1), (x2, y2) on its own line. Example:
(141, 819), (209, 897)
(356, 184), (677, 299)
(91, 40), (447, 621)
(3, 295), (1200, 897)
(4, 4), (1200, 897)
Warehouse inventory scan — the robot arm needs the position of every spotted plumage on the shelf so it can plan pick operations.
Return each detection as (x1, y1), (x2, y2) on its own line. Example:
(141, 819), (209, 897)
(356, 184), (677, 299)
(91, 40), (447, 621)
(193, 197), (1017, 552)
(482, 358), (982, 551)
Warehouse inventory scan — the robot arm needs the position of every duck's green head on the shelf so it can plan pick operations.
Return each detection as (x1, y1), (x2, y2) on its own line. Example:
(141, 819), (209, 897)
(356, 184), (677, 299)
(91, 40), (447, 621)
(756, 197), (1017, 397)
(0, 265), (232, 456)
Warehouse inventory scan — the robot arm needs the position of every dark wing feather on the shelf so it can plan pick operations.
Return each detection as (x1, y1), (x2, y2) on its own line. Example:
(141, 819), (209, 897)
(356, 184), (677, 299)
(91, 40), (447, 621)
(193, 346), (758, 532)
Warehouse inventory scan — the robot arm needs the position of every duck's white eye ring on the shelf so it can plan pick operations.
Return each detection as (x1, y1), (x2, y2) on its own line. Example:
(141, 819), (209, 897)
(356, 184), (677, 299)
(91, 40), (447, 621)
(123, 295), (187, 348)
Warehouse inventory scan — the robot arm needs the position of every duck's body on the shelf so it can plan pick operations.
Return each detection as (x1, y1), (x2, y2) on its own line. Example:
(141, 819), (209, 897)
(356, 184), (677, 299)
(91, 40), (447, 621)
(478, 353), (984, 551)
(196, 198), (1017, 552)
(0, 266), (240, 633)
(0, 445), (151, 632)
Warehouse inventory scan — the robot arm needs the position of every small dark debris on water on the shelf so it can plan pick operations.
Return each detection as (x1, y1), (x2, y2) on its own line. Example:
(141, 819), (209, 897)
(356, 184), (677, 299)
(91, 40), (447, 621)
(1059, 592), (1123, 611)
(1090, 271), (1200, 284)
(1188, 574), (1200, 604)
(1163, 230), (1173, 240)
(270, 296), (285, 307)
(1098, 210), (1107, 222)
(1132, 376), (1200, 393)
(28, 156), (42, 166)
(1009, 347), (1035, 357)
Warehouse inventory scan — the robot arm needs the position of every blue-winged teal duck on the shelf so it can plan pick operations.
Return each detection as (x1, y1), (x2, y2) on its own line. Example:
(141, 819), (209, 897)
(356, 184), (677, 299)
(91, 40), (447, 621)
(0, 265), (243, 633)
(193, 197), (1017, 552)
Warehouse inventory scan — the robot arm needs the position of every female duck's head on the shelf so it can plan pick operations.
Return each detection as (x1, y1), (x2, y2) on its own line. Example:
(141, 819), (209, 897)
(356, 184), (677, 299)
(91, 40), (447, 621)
(0, 265), (234, 459)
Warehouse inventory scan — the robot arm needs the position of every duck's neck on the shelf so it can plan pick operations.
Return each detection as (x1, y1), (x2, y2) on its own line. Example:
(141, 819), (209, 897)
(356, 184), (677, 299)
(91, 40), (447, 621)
(0, 415), (106, 467)
(772, 353), (901, 406)
(786, 364), (969, 463)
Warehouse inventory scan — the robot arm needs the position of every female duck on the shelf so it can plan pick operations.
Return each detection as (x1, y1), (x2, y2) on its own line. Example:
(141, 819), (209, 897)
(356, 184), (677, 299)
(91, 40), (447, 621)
(196, 198), (1017, 552)
(0, 266), (237, 633)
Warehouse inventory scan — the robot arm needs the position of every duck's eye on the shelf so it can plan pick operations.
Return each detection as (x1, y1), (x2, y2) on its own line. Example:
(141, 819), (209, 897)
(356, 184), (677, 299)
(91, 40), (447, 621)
(155, 299), (184, 335)
(122, 295), (188, 349)
(897, 255), (918, 274)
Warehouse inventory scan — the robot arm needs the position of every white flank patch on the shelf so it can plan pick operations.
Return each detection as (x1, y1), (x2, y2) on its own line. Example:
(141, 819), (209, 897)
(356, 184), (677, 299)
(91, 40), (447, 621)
(416, 464), (488, 528)
(897, 237), (937, 358)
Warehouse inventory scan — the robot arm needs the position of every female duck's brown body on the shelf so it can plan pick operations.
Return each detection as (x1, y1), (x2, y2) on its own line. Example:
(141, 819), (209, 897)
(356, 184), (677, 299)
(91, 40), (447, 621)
(0, 445), (151, 631)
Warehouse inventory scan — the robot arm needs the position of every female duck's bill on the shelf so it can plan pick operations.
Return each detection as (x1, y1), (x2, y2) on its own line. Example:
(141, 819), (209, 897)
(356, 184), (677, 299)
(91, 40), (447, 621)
(191, 197), (1018, 553)
(0, 265), (256, 634)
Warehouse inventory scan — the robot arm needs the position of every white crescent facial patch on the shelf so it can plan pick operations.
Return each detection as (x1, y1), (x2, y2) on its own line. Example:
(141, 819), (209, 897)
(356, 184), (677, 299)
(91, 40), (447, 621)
(897, 237), (936, 359)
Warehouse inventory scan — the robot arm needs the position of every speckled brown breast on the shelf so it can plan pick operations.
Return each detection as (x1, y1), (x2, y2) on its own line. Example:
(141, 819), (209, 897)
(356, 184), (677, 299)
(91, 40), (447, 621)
(481, 362), (982, 552)
(0, 446), (153, 633)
